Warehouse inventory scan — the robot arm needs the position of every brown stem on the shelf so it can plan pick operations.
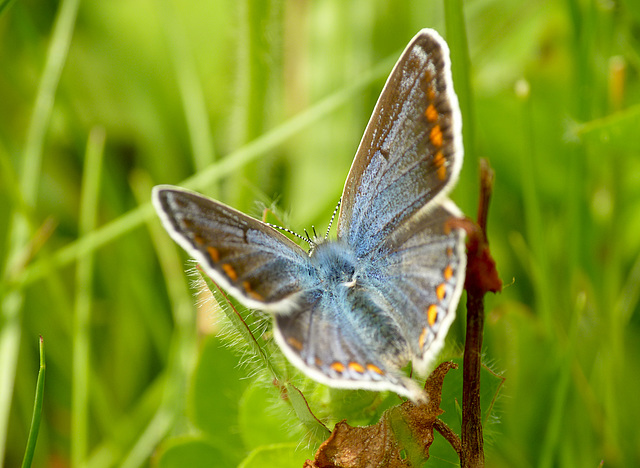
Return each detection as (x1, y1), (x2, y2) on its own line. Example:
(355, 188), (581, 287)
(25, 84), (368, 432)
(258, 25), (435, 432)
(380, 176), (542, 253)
(434, 418), (462, 456)
(461, 291), (485, 467)
(459, 159), (500, 468)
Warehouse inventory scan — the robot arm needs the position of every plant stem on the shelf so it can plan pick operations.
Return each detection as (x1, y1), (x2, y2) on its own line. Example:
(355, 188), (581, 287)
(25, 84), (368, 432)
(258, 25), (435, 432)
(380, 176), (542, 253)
(461, 291), (485, 467)
(460, 159), (498, 467)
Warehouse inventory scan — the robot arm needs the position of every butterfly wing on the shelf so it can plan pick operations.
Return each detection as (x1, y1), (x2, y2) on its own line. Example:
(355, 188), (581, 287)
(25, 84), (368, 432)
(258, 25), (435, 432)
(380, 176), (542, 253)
(272, 281), (427, 401)
(337, 29), (463, 257)
(154, 186), (427, 399)
(273, 201), (465, 400)
(366, 199), (467, 376)
(152, 186), (311, 312)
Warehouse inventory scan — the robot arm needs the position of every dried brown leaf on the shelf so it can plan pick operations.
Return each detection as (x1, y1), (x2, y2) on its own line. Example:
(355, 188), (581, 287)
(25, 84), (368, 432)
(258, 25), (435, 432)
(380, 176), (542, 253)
(304, 362), (458, 468)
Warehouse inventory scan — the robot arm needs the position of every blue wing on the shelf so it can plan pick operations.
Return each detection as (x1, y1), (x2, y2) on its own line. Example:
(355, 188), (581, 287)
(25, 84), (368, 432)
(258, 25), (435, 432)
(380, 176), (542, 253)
(337, 29), (463, 257)
(153, 186), (313, 312)
(273, 201), (465, 400)
(273, 281), (427, 401)
(365, 200), (467, 375)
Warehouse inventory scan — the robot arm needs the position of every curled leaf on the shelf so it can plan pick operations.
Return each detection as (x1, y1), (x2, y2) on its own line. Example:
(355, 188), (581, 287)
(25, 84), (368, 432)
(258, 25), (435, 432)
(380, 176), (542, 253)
(305, 362), (458, 468)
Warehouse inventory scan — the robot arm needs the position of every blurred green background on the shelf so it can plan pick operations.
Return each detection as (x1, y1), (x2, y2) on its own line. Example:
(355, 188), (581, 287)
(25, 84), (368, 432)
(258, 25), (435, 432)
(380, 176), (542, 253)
(2, 0), (640, 466)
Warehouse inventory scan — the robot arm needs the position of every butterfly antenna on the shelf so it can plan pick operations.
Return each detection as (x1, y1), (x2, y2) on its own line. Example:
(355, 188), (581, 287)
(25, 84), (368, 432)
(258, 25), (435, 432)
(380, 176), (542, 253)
(267, 223), (315, 247)
(325, 198), (341, 239)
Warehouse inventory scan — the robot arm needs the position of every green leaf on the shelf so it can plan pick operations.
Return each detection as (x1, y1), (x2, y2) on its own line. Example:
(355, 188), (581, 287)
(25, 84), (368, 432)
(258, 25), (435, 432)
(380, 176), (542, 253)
(238, 443), (311, 468)
(155, 437), (234, 468)
(284, 383), (330, 442)
(189, 336), (246, 455)
(238, 380), (300, 450)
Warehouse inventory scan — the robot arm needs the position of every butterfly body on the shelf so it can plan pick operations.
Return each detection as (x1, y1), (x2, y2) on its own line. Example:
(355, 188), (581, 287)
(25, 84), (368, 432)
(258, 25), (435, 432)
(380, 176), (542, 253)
(153, 28), (466, 401)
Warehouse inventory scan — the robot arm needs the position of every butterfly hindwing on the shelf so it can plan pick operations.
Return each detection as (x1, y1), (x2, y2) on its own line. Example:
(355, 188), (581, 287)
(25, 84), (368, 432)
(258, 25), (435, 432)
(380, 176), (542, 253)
(337, 29), (463, 257)
(369, 200), (466, 375)
(271, 202), (465, 401)
(153, 186), (311, 312)
(273, 282), (426, 400)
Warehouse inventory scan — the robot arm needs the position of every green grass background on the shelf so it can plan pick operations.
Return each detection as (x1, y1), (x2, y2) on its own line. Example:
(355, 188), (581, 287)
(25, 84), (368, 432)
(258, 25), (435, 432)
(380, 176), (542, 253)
(2, 0), (640, 466)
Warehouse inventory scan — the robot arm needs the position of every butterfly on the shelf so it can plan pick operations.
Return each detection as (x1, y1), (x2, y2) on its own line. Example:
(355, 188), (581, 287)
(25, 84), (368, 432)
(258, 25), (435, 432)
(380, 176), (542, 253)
(152, 28), (466, 402)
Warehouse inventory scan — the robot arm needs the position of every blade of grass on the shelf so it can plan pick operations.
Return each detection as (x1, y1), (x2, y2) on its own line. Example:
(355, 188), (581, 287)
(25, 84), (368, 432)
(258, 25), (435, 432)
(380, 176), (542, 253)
(157, 0), (217, 175)
(444, 0), (477, 215)
(231, 0), (283, 208)
(564, 0), (590, 283)
(16, 50), (399, 290)
(0, 0), (17, 16)
(516, 80), (553, 333)
(615, 250), (640, 324)
(85, 373), (167, 468)
(118, 171), (198, 468)
(72, 127), (106, 467)
(20, 336), (45, 468)
(538, 292), (586, 468)
(0, 0), (80, 463)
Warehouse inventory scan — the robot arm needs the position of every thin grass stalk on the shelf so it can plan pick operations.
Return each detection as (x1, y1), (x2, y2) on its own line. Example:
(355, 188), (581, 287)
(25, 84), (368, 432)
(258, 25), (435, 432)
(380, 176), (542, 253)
(20, 337), (45, 468)
(157, 0), (217, 175)
(85, 375), (166, 468)
(517, 81), (553, 333)
(0, 0), (80, 463)
(444, 0), (477, 215)
(0, 0), (17, 16)
(118, 172), (198, 467)
(232, 0), (284, 208)
(538, 293), (586, 468)
(72, 127), (106, 467)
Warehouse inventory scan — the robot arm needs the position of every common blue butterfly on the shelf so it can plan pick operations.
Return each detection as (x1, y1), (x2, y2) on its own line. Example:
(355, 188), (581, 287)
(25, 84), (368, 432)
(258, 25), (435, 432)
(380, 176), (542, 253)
(152, 28), (465, 402)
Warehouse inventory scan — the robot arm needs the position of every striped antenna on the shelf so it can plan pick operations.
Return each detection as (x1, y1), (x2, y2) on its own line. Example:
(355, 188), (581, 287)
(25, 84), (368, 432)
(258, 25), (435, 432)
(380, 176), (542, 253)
(325, 199), (341, 239)
(267, 223), (315, 248)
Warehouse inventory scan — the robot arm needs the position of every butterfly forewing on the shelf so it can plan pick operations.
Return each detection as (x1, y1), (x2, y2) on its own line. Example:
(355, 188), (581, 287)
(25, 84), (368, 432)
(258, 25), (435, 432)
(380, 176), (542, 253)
(153, 186), (311, 312)
(337, 29), (463, 257)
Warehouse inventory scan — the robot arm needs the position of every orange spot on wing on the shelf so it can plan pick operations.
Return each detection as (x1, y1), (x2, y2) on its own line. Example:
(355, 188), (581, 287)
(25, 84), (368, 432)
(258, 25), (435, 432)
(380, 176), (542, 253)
(315, 358), (324, 367)
(436, 284), (446, 301)
(367, 364), (384, 375)
(444, 265), (454, 281)
(433, 150), (447, 180)
(446, 247), (454, 257)
(443, 220), (452, 235)
(427, 86), (436, 102)
(286, 337), (303, 351)
(193, 235), (205, 245)
(221, 263), (238, 281)
(427, 304), (438, 326)
(348, 362), (365, 374)
(331, 362), (346, 373)
(419, 327), (428, 350)
(243, 281), (264, 301)
(425, 104), (438, 122)
(207, 246), (220, 262)
(430, 125), (443, 147)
